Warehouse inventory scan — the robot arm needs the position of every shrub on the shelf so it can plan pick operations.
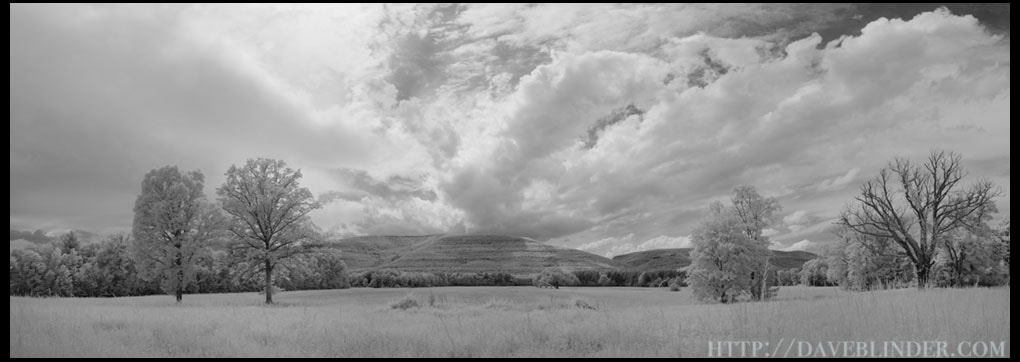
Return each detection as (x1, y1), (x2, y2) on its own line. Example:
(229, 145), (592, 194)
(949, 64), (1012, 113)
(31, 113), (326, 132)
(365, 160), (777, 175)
(668, 278), (682, 292)
(390, 294), (421, 310)
(572, 297), (598, 311)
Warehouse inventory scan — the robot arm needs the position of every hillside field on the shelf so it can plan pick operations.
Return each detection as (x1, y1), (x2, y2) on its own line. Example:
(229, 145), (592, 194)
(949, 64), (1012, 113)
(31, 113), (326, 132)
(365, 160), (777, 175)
(10, 286), (1010, 358)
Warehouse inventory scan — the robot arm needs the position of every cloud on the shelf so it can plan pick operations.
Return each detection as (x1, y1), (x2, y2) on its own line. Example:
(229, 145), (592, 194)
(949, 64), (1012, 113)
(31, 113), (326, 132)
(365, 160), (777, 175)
(779, 239), (822, 252)
(10, 4), (387, 232)
(783, 210), (812, 232)
(10, 5), (1010, 250)
(577, 233), (692, 258)
(320, 168), (437, 203)
(813, 168), (861, 192)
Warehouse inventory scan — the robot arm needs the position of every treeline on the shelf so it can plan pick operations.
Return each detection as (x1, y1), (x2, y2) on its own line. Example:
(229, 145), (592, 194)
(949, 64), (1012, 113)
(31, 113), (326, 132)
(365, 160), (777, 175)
(9, 231), (694, 296)
(346, 269), (687, 288)
(9, 232), (351, 297)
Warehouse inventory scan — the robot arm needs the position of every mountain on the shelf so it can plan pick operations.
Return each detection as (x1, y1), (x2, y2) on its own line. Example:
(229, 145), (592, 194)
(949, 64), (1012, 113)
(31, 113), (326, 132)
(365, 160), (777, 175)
(9, 229), (53, 244)
(612, 248), (817, 271)
(612, 248), (693, 270)
(325, 234), (628, 274)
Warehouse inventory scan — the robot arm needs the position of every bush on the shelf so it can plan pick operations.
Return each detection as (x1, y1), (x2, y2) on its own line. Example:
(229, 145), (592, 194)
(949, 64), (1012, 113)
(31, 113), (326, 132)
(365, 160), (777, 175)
(572, 297), (598, 311)
(390, 294), (421, 310)
(668, 278), (682, 292)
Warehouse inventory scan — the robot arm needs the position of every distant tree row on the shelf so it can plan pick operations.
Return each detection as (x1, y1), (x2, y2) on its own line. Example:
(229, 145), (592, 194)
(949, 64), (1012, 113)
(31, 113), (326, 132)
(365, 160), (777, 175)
(345, 269), (689, 289)
(9, 231), (350, 298)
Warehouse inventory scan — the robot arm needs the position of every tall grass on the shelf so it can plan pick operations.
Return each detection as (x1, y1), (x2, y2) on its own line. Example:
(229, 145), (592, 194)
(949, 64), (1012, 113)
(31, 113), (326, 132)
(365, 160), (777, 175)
(9, 286), (1010, 357)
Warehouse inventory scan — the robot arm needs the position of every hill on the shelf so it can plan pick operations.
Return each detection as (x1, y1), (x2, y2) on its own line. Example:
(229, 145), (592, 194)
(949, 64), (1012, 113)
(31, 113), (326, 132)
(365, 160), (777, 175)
(612, 248), (817, 271)
(326, 234), (628, 274)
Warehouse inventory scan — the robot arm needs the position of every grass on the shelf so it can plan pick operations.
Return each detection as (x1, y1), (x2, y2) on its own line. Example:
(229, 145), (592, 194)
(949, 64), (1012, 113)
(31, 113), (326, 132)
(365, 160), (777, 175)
(9, 286), (1010, 357)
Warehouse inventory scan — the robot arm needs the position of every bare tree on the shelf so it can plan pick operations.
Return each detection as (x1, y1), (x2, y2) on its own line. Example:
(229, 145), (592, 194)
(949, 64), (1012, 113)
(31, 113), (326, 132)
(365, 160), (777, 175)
(1001, 217), (1011, 282)
(216, 158), (321, 304)
(839, 150), (1000, 288)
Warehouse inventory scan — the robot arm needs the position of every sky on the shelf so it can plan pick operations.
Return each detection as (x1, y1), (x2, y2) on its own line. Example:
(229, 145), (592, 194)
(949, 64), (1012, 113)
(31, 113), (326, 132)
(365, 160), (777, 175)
(10, 4), (1011, 257)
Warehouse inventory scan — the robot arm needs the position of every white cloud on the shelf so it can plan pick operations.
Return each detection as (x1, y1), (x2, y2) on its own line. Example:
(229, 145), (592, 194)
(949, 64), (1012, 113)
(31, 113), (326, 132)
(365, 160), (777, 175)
(10, 5), (1010, 248)
(779, 239), (821, 252)
(814, 168), (861, 192)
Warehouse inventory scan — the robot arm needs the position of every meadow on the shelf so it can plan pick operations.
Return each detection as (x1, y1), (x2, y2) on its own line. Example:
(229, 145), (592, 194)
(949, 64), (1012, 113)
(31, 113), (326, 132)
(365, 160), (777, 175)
(9, 286), (1010, 358)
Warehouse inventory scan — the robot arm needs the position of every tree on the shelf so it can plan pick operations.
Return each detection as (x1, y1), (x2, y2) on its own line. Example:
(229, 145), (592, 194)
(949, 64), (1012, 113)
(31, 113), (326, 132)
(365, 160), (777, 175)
(826, 224), (914, 290)
(280, 248), (350, 290)
(933, 223), (1007, 287)
(60, 231), (80, 254)
(776, 268), (801, 286)
(534, 267), (580, 289)
(131, 166), (213, 303)
(217, 158), (322, 304)
(800, 259), (829, 286)
(684, 202), (759, 303)
(839, 150), (1000, 288)
(1000, 217), (1010, 282)
(730, 185), (781, 300)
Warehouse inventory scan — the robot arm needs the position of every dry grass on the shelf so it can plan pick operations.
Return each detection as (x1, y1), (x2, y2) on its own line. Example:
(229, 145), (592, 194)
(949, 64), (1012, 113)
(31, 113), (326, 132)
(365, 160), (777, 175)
(9, 286), (1010, 357)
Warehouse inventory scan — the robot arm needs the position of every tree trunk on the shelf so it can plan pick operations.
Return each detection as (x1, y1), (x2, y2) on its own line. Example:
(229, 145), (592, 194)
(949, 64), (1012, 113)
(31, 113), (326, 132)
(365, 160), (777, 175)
(761, 255), (771, 301)
(916, 263), (931, 289)
(264, 259), (273, 304)
(175, 251), (184, 303)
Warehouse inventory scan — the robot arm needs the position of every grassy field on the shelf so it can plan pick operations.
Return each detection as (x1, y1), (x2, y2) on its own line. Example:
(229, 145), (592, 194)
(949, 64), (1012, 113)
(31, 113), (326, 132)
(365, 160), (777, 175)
(9, 286), (1010, 357)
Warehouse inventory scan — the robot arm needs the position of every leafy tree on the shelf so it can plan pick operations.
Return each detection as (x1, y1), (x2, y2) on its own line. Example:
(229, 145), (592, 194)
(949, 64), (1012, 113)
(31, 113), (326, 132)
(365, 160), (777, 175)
(637, 271), (652, 287)
(800, 259), (830, 286)
(131, 166), (215, 303)
(10, 248), (46, 296)
(839, 150), (1000, 288)
(730, 185), (781, 300)
(217, 158), (322, 304)
(934, 224), (1006, 287)
(60, 231), (80, 254)
(684, 202), (758, 303)
(535, 267), (580, 289)
(40, 245), (75, 296)
(826, 225), (914, 290)
(776, 268), (801, 286)
(280, 248), (350, 290)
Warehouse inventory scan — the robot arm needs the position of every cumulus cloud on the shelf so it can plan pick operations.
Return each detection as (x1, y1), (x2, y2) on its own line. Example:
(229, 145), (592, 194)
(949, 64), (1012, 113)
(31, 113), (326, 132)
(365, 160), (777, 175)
(10, 4), (1010, 257)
